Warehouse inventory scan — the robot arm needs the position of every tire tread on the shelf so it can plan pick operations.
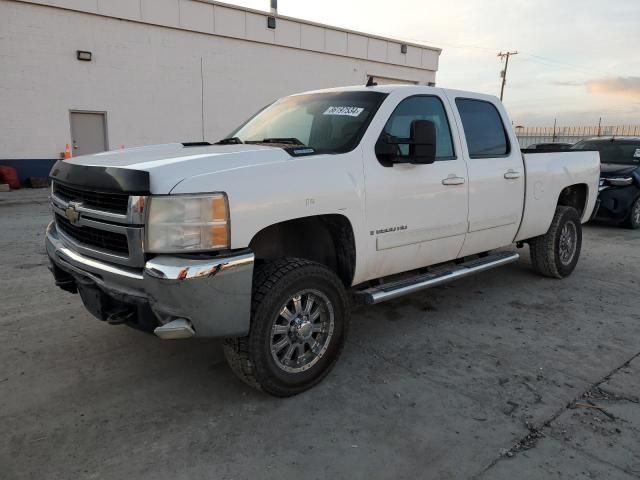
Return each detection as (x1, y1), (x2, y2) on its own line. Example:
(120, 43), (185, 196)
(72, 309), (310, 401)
(529, 206), (580, 279)
(223, 258), (348, 396)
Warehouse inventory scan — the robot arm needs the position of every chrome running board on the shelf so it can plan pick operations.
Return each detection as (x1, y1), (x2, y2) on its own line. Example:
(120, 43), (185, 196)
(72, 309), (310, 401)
(355, 251), (520, 305)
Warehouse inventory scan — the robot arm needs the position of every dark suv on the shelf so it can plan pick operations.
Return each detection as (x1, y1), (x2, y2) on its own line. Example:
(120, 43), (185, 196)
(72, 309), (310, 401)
(571, 137), (640, 229)
(527, 142), (573, 151)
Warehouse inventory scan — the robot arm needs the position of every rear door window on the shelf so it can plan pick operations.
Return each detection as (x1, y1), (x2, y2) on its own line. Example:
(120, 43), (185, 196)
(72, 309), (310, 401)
(455, 99), (510, 157)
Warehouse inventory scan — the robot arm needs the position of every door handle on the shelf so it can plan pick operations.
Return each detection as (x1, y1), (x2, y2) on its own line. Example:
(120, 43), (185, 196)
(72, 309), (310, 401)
(504, 170), (521, 180)
(442, 175), (465, 186)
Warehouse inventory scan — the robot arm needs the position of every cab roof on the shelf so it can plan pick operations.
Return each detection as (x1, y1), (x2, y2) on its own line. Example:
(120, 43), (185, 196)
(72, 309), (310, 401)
(291, 84), (501, 103)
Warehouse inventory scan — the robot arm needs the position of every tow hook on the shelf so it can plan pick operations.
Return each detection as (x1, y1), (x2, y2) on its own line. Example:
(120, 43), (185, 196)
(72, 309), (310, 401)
(107, 309), (135, 325)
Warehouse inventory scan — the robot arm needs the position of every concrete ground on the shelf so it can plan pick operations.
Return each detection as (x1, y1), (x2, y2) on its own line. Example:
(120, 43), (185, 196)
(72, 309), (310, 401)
(1, 188), (639, 480)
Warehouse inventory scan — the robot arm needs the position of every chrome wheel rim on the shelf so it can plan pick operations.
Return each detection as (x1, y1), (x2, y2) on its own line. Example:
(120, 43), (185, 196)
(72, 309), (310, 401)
(270, 289), (335, 374)
(559, 221), (577, 266)
(633, 200), (640, 226)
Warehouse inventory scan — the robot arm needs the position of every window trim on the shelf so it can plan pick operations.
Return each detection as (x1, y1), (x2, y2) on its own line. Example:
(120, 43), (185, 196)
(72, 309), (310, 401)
(455, 97), (512, 159)
(379, 94), (458, 163)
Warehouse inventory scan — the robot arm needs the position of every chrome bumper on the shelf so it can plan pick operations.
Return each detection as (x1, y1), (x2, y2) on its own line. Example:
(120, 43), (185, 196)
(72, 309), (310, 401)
(45, 222), (254, 338)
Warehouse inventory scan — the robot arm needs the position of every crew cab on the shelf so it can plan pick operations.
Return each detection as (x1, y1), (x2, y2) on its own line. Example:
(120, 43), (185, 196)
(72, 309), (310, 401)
(46, 85), (600, 396)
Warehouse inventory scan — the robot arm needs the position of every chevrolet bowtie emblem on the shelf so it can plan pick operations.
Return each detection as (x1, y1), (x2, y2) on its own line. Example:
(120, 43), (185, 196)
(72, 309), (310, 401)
(64, 202), (82, 225)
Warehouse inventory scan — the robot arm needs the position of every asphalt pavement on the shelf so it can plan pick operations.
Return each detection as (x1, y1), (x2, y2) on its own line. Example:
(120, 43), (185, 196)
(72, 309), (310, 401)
(1, 188), (639, 479)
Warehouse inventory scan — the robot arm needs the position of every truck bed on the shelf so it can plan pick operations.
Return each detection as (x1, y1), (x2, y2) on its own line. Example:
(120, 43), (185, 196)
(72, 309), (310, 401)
(515, 150), (600, 242)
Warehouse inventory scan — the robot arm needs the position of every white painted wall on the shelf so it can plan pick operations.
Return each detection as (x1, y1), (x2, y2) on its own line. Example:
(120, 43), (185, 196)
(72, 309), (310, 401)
(0, 0), (439, 160)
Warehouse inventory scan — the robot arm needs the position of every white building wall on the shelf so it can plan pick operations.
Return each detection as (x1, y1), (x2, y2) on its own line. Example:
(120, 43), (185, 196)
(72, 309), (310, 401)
(0, 0), (440, 164)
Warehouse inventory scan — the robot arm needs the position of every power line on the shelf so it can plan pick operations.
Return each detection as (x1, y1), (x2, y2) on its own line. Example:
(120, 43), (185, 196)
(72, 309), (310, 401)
(498, 51), (518, 101)
(518, 54), (608, 76)
(390, 34), (607, 77)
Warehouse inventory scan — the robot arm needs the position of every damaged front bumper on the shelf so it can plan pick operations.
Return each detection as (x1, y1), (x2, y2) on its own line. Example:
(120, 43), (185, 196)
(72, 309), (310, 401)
(45, 222), (254, 338)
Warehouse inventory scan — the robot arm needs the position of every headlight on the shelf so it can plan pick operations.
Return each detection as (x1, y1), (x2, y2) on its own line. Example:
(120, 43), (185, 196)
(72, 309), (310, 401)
(605, 177), (633, 187)
(146, 194), (230, 253)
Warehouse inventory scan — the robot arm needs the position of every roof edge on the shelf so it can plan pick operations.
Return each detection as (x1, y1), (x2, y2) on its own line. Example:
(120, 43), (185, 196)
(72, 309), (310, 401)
(194, 0), (442, 53)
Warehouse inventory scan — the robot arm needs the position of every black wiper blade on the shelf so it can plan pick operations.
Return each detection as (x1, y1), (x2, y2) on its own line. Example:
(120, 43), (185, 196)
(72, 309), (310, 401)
(215, 137), (243, 145)
(255, 137), (306, 146)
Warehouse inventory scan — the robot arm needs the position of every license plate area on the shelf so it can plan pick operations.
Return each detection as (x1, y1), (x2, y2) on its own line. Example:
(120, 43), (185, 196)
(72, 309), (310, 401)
(75, 276), (159, 332)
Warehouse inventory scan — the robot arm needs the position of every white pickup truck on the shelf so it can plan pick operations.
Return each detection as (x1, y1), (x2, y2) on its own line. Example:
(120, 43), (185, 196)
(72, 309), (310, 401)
(46, 84), (600, 396)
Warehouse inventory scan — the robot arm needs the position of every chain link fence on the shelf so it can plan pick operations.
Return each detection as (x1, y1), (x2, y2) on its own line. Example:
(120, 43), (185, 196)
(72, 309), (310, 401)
(516, 125), (640, 148)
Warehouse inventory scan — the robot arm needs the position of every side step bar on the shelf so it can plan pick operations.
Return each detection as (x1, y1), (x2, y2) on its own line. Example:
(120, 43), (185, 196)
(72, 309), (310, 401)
(355, 251), (520, 305)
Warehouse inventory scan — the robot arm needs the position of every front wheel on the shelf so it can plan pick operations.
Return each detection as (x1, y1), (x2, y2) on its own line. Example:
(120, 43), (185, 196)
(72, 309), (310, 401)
(529, 206), (582, 279)
(223, 258), (349, 397)
(624, 197), (640, 229)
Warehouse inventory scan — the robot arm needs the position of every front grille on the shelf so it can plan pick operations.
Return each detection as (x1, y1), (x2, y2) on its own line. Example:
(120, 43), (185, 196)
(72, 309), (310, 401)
(53, 182), (129, 214)
(55, 213), (130, 256)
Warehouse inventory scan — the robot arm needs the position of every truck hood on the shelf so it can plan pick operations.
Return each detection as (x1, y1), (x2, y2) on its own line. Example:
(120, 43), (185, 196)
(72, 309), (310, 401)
(65, 143), (292, 193)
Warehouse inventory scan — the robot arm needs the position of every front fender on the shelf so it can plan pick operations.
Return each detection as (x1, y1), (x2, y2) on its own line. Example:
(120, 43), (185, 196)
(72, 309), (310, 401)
(170, 148), (368, 280)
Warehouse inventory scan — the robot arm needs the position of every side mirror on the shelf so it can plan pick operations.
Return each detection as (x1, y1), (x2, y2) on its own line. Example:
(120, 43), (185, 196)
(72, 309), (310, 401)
(409, 120), (436, 164)
(374, 135), (398, 165)
(374, 119), (437, 166)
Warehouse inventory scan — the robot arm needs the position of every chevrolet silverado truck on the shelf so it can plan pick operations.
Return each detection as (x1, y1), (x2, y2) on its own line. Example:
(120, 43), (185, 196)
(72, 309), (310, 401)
(46, 85), (600, 396)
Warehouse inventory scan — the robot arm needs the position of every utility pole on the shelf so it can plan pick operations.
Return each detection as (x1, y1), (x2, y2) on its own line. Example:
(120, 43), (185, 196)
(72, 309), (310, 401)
(498, 51), (518, 101)
(597, 117), (602, 137)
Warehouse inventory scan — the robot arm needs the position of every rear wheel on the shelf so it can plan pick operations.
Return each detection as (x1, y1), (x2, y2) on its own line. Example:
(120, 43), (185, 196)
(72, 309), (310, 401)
(529, 206), (582, 279)
(624, 197), (640, 229)
(223, 258), (349, 397)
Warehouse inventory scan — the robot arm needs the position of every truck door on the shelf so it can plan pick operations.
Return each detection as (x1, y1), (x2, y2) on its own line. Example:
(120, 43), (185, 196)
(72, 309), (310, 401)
(363, 93), (469, 280)
(448, 96), (525, 256)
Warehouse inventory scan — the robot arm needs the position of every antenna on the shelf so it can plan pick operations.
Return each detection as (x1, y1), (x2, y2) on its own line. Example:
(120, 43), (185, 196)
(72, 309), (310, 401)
(366, 76), (377, 87)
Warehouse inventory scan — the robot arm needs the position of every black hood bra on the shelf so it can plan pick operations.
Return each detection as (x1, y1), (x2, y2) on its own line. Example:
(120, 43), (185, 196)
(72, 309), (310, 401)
(50, 161), (150, 194)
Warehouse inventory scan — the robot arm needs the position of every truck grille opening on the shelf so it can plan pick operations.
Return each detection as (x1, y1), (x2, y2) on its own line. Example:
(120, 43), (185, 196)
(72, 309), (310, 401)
(55, 214), (130, 256)
(53, 182), (129, 215)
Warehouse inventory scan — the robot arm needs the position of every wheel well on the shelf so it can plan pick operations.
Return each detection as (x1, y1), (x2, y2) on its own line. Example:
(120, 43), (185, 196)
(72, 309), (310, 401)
(557, 184), (588, 217)
(249, 215), (356, 286)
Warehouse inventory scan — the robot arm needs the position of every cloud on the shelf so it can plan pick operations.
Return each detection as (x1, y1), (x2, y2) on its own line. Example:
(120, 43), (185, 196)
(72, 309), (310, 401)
(586, 77), (640, 98)
(551, 80), (585, 87)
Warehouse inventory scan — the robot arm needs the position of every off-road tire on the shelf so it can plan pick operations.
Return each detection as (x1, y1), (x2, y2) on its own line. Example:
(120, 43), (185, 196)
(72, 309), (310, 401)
(529, 206), (582, 279)
(623, 197), (640, 229)
(223, 258), (349, 397)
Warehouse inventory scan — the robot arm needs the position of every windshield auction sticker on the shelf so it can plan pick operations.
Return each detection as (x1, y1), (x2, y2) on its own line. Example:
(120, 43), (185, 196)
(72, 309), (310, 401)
(634, 148), (640, 159)
(323, 106), (365, 117)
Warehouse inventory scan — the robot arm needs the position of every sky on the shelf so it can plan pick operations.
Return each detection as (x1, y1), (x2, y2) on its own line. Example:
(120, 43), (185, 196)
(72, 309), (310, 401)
(223, 0), (640, 127)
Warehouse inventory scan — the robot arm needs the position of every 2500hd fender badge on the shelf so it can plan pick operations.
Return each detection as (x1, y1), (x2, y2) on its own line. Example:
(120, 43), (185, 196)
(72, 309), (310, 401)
(370, 225), (407, 236)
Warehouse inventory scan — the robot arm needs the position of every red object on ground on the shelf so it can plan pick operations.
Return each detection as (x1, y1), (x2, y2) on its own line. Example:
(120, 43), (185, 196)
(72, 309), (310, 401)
(0, 166), (20, 189)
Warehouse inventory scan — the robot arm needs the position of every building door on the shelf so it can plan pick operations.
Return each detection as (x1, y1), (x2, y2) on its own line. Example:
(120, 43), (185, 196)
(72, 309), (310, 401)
(70, 111), (107, 156)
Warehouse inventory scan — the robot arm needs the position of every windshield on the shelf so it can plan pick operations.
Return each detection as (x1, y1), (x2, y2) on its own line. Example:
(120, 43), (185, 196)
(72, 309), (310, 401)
(224, 91), (387, 154)
(571, 140), (640, 165)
